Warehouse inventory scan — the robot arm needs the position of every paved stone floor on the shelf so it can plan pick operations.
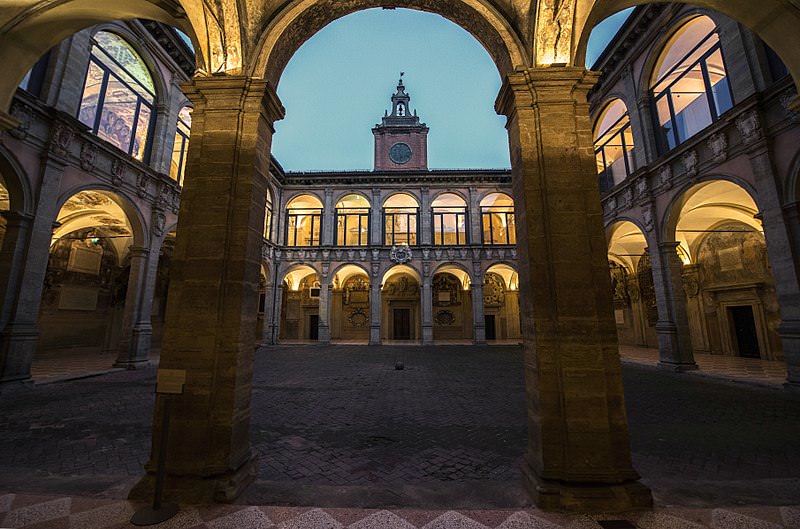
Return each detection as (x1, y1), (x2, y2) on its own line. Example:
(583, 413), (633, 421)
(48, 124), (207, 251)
(1, 345), (800, 515)
(1, 492), (799, 528)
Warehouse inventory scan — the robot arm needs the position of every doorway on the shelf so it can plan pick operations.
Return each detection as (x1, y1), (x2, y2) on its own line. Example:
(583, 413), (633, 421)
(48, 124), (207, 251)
(485, 314), (497, 341)
(729, 306), (760, 358)
(393, 308), (411, 340)
(309, 314), (319, 341)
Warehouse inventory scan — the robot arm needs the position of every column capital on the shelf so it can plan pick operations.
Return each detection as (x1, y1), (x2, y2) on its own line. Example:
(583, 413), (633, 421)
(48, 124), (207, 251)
(0, 109), (21, 131)
(495, 67), (600, 118)
(181, 75), (286, 124)
(128, 246), (151, 259)
(658, 241), (682, 253)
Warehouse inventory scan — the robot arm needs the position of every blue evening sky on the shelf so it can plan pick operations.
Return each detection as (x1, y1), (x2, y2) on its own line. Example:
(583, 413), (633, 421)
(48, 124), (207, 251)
(271, 7), (633, 171)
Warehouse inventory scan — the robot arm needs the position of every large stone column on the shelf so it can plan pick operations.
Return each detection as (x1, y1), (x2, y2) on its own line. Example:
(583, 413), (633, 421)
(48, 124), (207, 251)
(421, 267), (433, 345)
(0, 156), (67, 383)
(370, 188), (382, 246)
(130, 76), (285, 502)
(471, 263), (486, 344)
(260, 283), (275, 345)
(115, 243), (161, 368)
(318, 272), (331, 344)
(0, 211), (33, 334)
(322, 189), (334, 246)
(495, 67), (651, 512)
(647, 236), (697, 370)
(369, 269), (382, 345)
(746, 145), (800, 388)
(420, 187), (431, 245)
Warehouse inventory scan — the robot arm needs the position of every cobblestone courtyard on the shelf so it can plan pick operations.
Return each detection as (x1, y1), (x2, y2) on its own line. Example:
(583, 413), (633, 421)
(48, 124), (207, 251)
(1, 345), (799, 509)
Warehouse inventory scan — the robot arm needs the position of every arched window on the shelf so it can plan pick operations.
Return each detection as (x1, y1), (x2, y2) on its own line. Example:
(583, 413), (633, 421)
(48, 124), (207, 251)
(170, 106), (192, 186)
(594, 99), (635, 192)
(384, 193), (419, 246)
(336, 194), (370, 247)
(650, 16), (733, 151)
(481, 193), (516, 245)
(78, 31), (156, 161)
(263, 187), (274, 241)
(432, 193), (468, 246)
(286, 195), (322, 247)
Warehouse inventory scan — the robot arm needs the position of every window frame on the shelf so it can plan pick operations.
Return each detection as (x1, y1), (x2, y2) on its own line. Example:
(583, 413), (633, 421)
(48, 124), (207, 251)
(594, 109), (635, 192)
(432, 206), (468, 246)
(650, 25), (734, 152)
(78, 32), (157, 162)
(285, 207), (323, 247)
(383, 207), (419, 246)
(480, 206), (516, 246)
(335, 207), (370, 247)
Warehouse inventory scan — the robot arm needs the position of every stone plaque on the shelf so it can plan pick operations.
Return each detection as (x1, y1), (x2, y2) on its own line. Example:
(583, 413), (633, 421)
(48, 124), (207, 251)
(615, 309), (625, 325)
(718, 247), (742, 272)
(68, 244), (103, 275)
(58, 286), (99, 311)
(156, 369), (186, 395)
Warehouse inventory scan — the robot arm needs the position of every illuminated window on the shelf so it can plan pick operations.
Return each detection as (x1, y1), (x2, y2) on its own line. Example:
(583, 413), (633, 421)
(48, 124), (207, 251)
(384, 193), (419, 246)
(78, 31), (156, 161)
(594, 99), (635, 192)
(170, 106), (192, 185)
(481, 193), (516, 245)
(264, 187), (274, 241)
(336, 194), (370, 247)
(651, 16), (733, 151)
(286, 195), (322, 247)
(432, 193), (468, 246)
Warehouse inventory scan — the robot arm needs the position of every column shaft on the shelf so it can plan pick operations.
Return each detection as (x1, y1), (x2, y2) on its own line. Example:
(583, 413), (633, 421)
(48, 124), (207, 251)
(369, 278), (382, 345)
(421, 273), (433, 344)
(648, 239), (697, 370)
(115, 245), (157, 367)
(495, 67), (651, 512)
(318, 274), (331, 343)
(130, 76), (285, 503)
(0, 159), (66, 382)
(471, 274), (486, 344)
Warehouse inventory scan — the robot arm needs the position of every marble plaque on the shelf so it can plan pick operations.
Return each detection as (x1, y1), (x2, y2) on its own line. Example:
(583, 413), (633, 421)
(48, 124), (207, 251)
(68, 244), (103, 275)
(58, 286), (99, 311)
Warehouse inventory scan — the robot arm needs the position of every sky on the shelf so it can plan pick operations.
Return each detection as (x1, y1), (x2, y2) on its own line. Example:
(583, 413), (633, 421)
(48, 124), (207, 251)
(271, 7), (633, 171)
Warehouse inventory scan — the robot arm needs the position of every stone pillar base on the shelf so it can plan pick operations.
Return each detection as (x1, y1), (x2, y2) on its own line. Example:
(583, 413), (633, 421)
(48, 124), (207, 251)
(522, 464), (653, 513)
(129, 454), (257, 504)
(657, 360), (699, 372)
(0, 324), (37, 383)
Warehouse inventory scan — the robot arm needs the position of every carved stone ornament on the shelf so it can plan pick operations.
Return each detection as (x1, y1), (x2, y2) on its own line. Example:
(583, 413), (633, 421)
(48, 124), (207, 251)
(171, 190), (180, 214)
(49, 121), (74, 158)
(603, 196), (617, 216)
(137, 173), (149, 198)
(80, 142), (98, 172)
(153, 211), (166, 237)
(261, 244), (269, 261)
(708, 131), (729, 163)
(390, 244), (413, 264)
(371, 262), (380, 278)
(642, 204), (655, 233)
(636, 177), (649, 199)
(658, 164), (673, 189)
(682, 150), (699, 179)
(110, 158), (125, 186)
(371, 249), (380, 261)
(621, 188), (633, 210)
(9, 102), (32, 140)
(737, 110), (762, 146)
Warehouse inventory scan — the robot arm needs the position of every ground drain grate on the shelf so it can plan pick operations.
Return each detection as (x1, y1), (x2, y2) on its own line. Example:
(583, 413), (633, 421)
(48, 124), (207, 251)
(597, 521), (637, 529)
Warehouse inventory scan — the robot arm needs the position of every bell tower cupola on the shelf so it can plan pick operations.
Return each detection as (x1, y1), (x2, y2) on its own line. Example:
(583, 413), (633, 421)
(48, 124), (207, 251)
(373, 74), (429, 171)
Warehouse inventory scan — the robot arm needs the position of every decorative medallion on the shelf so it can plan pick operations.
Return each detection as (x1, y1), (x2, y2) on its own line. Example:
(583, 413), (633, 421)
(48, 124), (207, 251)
(390, 244), (413, 264)
(348, 308), (369, 327)
(434, 310), (455, 326)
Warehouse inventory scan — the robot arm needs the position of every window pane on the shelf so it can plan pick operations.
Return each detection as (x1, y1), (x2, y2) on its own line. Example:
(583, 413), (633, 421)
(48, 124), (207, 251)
(310, 216), (321, 246)
(79, 61), (104, 129)
(287, 216), (297, 246)
(508, 214), (517, 245)
(96, 76), (136, 153)
(655, 95), (676, 150)
(706, 50), (732, 115)
(94, 31), (155, 97)
(670, 64), (712, 143)
(337, 215), (346, 245)
(132, 103), (151, 160)
(482, 214), (492, 243)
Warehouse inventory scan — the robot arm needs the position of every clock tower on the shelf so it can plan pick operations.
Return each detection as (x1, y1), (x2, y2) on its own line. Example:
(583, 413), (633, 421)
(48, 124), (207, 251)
(373, 76), (429, 171)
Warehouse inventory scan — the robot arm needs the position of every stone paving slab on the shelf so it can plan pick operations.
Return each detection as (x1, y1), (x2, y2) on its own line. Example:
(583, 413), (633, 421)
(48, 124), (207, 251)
(1, 346), (800, 510)
(0, 493), (799, 529)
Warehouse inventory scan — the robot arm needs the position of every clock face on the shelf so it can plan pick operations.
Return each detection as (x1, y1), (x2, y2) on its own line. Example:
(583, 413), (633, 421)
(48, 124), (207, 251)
(389, 143), (413, 165)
